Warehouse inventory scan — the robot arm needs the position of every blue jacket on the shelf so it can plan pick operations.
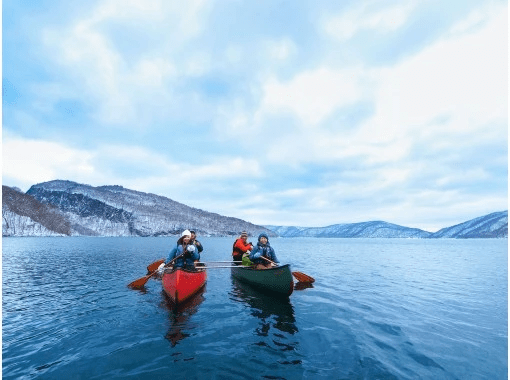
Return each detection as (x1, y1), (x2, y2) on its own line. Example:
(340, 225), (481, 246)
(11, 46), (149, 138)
(249, 233), (279, 265)
(165, 244), (200, 268)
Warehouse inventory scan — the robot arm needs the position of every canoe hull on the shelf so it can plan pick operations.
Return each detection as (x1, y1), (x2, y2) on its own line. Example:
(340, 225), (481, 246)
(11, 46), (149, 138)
(162, 268), (207, 304)
(231, 264), (294, 296)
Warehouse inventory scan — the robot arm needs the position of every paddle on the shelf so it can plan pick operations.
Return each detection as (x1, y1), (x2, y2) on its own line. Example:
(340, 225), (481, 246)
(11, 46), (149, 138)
(146, 259), (165, 273)
(291, 271), (315, 283)
(128, 253), (185, 289)
(261, 256), (315, 283)
(127, 270), (159, 289)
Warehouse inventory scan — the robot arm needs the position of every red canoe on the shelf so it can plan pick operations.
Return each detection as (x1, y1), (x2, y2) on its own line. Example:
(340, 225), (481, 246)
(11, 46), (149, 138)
(162, 267), (207, 304)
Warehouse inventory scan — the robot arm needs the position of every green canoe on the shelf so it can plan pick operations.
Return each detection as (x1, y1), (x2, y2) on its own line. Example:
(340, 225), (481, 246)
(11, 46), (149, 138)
(231, 264), (294, 296)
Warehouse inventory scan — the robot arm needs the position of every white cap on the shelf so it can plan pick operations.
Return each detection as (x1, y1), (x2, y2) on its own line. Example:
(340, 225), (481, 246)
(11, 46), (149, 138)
(181, 229), (191, 237)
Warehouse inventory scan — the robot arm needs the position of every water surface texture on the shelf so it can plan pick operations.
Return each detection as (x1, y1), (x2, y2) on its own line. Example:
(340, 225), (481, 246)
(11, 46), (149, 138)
(3, 237), (507, 379)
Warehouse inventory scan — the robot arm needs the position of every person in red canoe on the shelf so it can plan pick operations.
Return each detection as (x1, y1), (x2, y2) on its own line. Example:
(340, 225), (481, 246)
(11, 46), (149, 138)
(249, 232), (279, 269)
(164, 230), (200, 270)
(189, 230), (204, 254)
(232, 231), (253, 265)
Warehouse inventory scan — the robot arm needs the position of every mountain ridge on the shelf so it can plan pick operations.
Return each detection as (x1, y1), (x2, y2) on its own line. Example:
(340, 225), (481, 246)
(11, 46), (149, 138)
(265, 221), (432, 238)
(24, 180), (275, 237)
(429, 211), (508, 238)
(265, 211), (508, 239)
(2, 180), (507, 238)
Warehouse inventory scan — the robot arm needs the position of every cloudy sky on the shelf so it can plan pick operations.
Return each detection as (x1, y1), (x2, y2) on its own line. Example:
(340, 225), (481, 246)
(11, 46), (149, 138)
(3, 0), (508, 231)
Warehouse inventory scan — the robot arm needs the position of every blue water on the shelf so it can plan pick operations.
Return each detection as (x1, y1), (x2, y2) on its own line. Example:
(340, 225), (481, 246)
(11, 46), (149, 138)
(2, 237), (507, 379)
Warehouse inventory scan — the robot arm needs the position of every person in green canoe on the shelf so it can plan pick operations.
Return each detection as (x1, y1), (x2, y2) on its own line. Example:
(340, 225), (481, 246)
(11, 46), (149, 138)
(249, 232), (279, 269)
(233, 231), (254, 266)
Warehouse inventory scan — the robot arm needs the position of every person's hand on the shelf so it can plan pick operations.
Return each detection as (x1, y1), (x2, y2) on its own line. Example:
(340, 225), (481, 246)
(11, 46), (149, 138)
(158, 263), (165, 270)
(187, 245), (196, 253)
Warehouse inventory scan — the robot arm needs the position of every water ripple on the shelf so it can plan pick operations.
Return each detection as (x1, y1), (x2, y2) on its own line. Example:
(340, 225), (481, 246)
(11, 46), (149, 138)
(2, 237), (507, 379)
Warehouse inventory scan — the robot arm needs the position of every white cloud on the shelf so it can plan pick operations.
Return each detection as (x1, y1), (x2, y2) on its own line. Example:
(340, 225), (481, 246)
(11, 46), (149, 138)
(132, 58), (177, 87)
(2, 134), (263, 203)
(371, 8), (507, 137)
(246, 3), (507, 167)
(257, 67), (366, 126)
(225, 45), (244, 65)
(448, 2), (502, 36)
(2, 134), (96, 190)
(42, 19), (133, 124)
(323, 1), (417, 41)
(184, 52), (212, 77)
(263, 38), (297, 61)
(39, 0), (212, 126)
(91, 0), (165, 22)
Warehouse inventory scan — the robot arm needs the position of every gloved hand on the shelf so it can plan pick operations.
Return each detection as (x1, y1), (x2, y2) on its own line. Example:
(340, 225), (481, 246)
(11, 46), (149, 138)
(187, 245), (196, 253)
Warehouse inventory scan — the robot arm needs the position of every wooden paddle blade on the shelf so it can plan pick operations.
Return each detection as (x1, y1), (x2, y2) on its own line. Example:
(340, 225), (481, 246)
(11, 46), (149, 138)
(128, 270), (158, 288)
(147, 259), (165, 273)
(292, 271), (315, 283)
(128, 275), (151, 288)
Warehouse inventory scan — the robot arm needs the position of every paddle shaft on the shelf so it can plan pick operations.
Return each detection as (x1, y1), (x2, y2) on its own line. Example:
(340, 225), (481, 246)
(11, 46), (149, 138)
(261, 255), (315, 283)
(261, 256), (278, 265)
(128, 253), (186, 288)
(165, 252), (186, 267)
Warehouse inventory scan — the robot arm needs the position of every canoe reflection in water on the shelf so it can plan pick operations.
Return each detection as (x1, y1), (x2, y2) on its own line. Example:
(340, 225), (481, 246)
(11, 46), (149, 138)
(294, 281), (314, 291)
(160, 287), (206, 347)
(231, 275), (299, 340)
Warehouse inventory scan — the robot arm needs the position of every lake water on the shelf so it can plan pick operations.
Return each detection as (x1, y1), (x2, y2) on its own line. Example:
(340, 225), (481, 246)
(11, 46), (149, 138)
(2, 237), (507, 379)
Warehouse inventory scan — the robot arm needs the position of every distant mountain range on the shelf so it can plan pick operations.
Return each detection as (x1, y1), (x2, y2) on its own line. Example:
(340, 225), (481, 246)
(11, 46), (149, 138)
(265, 210), (508, 239)
(2, 180), (508, 238)
(265, 222), (431, 238)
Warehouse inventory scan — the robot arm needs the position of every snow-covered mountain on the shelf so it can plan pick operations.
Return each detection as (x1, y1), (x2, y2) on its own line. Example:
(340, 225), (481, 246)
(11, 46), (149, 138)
(266, 211), (508, 238)
(429, 211), (508, 238)
(4, 180), (507, 239)
(265, 221), (432, 238)
(25, 180), (274, 237)
(2, 186), (71, 236)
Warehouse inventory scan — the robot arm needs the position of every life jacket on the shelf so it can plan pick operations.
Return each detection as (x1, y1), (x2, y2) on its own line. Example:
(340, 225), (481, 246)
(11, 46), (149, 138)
(232, 239), (244, 256)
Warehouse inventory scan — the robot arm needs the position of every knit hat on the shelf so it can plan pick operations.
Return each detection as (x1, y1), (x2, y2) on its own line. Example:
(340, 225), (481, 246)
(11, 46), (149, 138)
(181, 229), (191, 237)
(240, 231), (248, 237)
(258, 232), (269, 241)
